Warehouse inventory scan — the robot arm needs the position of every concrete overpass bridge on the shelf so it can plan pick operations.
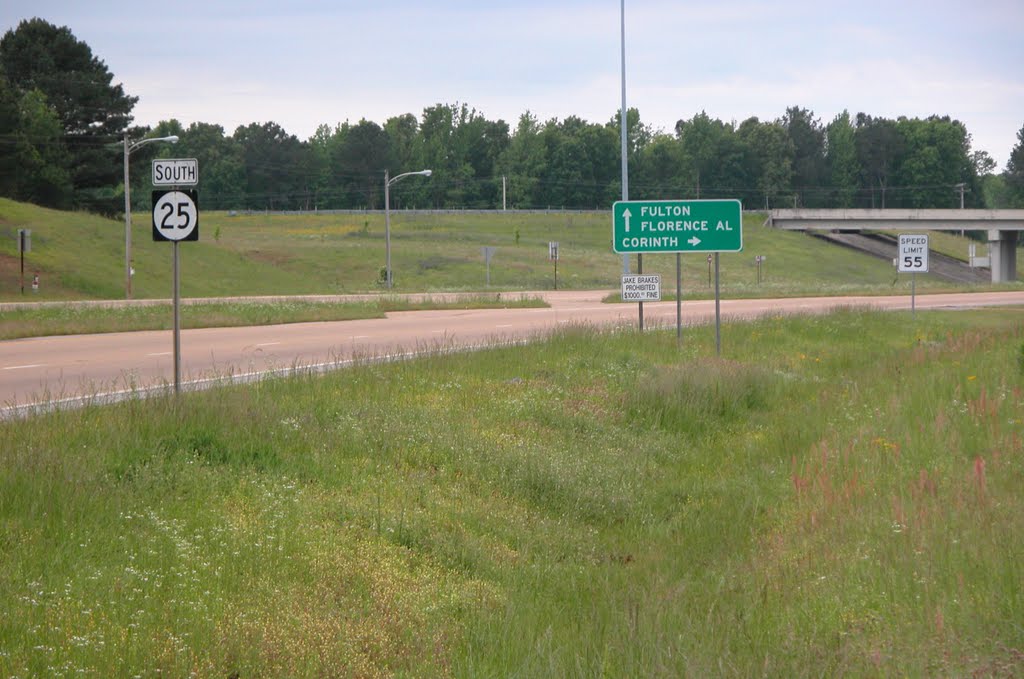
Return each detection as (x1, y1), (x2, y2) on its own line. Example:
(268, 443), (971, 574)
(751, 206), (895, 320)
(766, 209), (1024, 283)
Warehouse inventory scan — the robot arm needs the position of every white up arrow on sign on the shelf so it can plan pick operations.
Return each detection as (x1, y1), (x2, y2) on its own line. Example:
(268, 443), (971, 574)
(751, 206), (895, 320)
(622, 208), (632, 232)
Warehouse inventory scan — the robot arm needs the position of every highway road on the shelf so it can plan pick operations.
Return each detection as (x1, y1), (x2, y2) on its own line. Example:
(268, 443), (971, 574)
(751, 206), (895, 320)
(3, 290), (1024, 414)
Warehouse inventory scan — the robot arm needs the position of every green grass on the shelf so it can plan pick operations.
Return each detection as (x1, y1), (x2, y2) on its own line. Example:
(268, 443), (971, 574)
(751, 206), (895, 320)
(0, 294), (547, 340)
(2, 308), (1023, 676)
(2, 198), (1019, 302)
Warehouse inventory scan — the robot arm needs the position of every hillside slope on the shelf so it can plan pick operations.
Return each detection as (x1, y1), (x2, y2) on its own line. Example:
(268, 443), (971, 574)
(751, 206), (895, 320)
(0, 199), (1009, 301)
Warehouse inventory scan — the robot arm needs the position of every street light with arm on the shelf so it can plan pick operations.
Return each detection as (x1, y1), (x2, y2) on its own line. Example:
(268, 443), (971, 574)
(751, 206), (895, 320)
(384, 168), (431, 289)
(124, 134), (178, 299)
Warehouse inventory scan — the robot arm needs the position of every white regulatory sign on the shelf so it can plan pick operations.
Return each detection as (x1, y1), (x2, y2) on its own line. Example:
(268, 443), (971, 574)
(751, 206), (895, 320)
(621, 274), (661, 302)
(898, 234), (929, 272)
(152, 190), (199, 242)
(152, 158), (199, 186)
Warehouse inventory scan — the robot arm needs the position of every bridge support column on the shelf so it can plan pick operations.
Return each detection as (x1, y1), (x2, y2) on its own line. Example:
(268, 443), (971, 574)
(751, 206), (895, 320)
(987, 230), (1018, 283)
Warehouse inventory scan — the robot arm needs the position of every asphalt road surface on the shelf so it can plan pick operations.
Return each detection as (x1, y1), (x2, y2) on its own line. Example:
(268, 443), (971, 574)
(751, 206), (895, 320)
(3, 290), (1024, 413)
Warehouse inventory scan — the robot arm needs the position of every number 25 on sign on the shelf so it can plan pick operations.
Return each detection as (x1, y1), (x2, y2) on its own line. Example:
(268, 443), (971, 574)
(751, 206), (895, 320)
(152, 190), (199, 242)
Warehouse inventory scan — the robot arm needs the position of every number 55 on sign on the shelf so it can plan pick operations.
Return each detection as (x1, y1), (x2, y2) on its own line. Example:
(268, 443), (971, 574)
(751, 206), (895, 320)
(897, 234), (928, 272)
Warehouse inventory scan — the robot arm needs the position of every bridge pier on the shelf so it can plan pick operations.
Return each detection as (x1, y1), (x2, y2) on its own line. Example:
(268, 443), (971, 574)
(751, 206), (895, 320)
(987, 230), (1018, 283)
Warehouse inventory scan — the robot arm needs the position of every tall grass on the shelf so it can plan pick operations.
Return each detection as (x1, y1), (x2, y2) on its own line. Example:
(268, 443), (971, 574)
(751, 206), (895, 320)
(1, 308), (1022, 676)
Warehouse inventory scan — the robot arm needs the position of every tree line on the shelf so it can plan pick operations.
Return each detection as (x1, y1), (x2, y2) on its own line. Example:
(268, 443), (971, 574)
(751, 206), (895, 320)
(3, 18), (1024, 215)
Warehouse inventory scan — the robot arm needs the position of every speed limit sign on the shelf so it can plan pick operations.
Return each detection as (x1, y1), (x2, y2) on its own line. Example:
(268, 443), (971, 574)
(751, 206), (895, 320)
(152, 190), (199, 242)
(897, 234), (928, 272)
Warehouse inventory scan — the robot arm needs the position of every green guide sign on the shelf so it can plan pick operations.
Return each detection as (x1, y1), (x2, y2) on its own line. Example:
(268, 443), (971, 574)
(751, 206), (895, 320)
(612, 199), (742, 253)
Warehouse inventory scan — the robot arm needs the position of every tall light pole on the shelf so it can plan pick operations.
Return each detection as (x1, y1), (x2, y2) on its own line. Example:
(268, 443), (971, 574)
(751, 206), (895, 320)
(620, 0), (630, 276)
(384, 168), (431, 289)
(124, 133), (178, 299)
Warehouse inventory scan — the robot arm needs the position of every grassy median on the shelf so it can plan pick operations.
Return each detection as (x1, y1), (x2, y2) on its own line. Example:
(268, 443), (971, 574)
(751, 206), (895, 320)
(0, 294), (547, 340)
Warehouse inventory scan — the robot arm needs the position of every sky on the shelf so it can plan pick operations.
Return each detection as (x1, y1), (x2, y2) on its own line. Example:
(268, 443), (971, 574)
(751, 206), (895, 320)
(2, 0), (1023, 169)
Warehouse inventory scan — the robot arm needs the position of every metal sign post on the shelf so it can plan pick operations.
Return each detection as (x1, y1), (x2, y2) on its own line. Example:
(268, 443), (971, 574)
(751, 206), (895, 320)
(151, 158), (201, 392)
(17, 229), (30, 295)
(755, 255), (766, 284)
(638, 254), (644, 331)
(481, 246), (497, 287)
(715, 253), (722, 356)
(173, 241), (181, 391)
(676, 253), (682, 344)
(548, 241), (559, 290)
(898, 234), (929, 319)
(153, 183), (200, 395)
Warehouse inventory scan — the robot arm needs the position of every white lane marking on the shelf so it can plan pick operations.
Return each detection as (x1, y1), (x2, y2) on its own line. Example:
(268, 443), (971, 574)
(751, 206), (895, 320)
(495, 324), (513, 328)
(351, 336), (370, 340)
(255, 342), (281, 347)
(432, 330), (445, 334)
(147, 352), (172, 357)
(4, 363), (45, 370)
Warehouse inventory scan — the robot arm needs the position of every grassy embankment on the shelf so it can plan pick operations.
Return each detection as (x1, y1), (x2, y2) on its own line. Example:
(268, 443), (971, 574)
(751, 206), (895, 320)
(2, 198), (1017, 303)
(2, 307), (1022, 676)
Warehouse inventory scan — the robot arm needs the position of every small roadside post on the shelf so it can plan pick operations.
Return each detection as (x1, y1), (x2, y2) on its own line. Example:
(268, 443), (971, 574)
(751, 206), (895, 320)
(755, 255), (766, 284)
(481, 246), (497, 287)
(897, 234), (929, 317)
(152, 158), (200, 395)
(16, 229), (30, 295)
(548, 241), (559, 289)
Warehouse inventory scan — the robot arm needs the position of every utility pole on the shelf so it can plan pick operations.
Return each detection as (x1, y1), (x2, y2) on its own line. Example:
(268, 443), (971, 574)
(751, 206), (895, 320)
(954, 182), (968, 236)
